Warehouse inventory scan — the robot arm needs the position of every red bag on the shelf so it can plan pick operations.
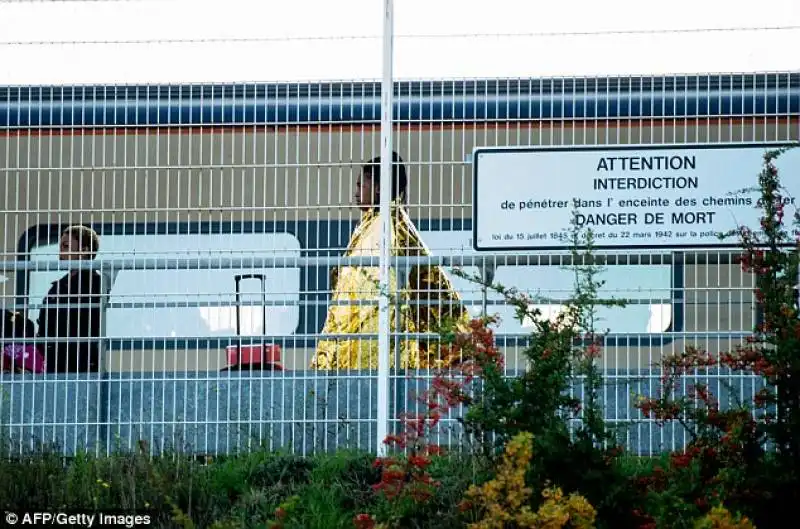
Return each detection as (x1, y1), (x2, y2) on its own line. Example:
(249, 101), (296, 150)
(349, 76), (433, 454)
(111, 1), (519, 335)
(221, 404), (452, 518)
(1, 343), (46, 374)
(1, 309), (46, 374)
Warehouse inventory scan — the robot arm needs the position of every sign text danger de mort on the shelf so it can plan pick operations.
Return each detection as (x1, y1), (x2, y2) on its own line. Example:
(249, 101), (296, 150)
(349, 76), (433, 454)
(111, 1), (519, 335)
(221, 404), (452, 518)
(472, 145), (800, 250)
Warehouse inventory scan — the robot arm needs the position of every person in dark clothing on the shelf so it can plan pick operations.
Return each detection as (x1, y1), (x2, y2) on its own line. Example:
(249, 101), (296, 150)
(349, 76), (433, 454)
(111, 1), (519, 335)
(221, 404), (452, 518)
(37, 225), (104, 373)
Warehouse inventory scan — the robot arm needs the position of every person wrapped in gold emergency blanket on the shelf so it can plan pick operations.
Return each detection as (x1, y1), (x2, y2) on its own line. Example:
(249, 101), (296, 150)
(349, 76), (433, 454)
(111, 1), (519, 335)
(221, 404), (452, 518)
(310, 152), (471, 370)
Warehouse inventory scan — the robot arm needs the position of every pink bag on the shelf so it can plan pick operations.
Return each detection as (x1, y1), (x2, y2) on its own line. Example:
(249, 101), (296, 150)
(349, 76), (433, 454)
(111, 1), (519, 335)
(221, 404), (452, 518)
(1, 343), (46, 374)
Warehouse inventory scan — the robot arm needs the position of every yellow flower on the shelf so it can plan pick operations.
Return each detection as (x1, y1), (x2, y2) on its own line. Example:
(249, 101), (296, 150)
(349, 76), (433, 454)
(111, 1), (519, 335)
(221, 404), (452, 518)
(465, 432), (597, 529)
(694, 506), (756, 529)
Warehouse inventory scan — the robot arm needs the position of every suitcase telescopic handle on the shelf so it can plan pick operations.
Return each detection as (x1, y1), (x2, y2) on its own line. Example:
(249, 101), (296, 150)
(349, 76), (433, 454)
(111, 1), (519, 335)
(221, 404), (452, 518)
(234, 274), (268, 338)
(235, 274), (266, 283)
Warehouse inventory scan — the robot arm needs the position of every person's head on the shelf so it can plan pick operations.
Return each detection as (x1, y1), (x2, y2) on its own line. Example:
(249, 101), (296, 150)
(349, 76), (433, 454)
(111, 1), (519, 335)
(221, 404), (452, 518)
(354, 151), (408, 211)
(59, 225), (99, 261)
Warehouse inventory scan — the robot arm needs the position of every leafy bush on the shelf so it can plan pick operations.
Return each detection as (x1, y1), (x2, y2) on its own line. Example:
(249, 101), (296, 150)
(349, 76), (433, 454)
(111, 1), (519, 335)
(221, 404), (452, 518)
(435, 224), (644, 528)
(633, 147), (800, 528)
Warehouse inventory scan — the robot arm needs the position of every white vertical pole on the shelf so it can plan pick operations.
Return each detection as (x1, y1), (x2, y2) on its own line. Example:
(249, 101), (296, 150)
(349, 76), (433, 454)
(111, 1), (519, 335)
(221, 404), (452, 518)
(376, 0), (394, 457)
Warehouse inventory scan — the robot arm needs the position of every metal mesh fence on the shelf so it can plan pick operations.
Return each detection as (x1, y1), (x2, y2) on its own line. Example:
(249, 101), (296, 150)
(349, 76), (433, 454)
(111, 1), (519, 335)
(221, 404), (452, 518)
(0, 59), (798, 457)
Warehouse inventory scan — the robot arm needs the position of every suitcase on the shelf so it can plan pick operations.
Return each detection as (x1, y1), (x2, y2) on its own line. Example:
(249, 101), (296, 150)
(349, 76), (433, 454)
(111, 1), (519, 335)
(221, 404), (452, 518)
(222, 274), (283, 371)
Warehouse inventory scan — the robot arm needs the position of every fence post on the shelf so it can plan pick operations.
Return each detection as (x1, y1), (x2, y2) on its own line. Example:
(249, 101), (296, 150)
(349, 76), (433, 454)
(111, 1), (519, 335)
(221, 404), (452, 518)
(376, 0), (394, 457)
